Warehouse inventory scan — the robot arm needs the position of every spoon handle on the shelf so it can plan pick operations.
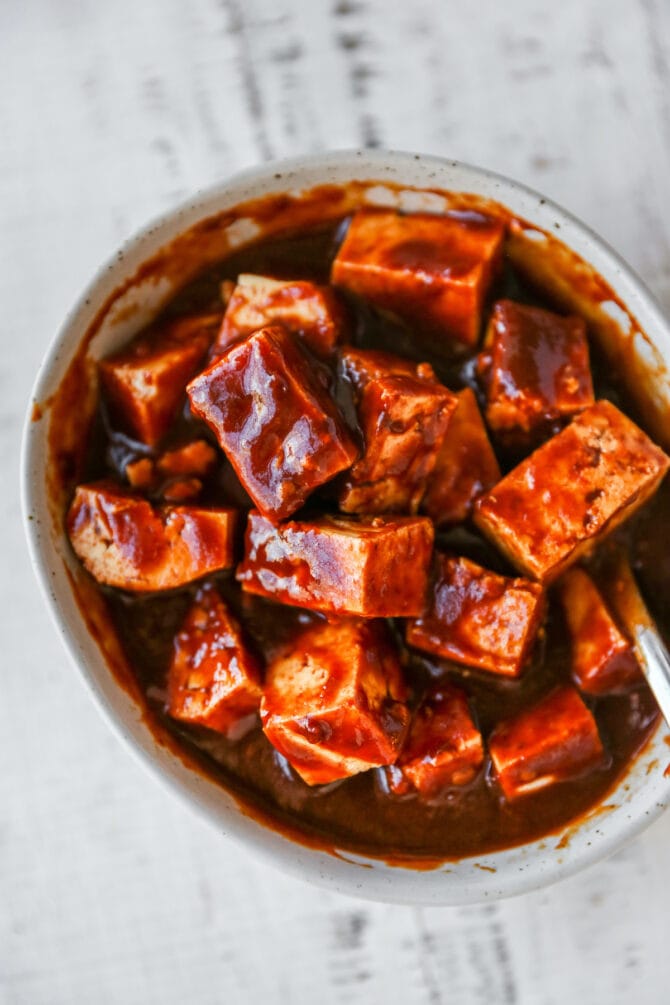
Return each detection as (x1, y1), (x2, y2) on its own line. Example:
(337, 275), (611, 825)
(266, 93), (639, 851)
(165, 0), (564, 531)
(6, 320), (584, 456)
(605, 552), (670, 727)
(634, 625), (670, 728)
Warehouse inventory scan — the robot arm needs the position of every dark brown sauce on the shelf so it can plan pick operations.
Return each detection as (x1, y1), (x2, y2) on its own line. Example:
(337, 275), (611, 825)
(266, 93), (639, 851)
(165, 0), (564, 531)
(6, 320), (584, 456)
(78, 217), (665, 862)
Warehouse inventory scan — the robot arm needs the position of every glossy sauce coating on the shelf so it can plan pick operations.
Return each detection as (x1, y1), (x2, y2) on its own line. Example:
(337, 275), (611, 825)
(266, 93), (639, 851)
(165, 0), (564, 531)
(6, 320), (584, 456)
(100, 313), (218, 446)
(406, 553), (544, 677)
(422, 387), (500, 526)
(332, 208), (505, 348)
(237, 510), (434, 617)
(261, 618), (409, 786)
(81, 218), (666, 861)
(188, 325), (358, 521)
(557, 567), (641, 695)
(488, 686), (604, 800)
(384, 682), (484, 798)
(67, 482), (238, 591)
(475, 400), (670, 582)
(214, 274), (347, 358)
(338, 348), (457, 514)
(168, 584), (262, 733)
(480, 299), (594, 447)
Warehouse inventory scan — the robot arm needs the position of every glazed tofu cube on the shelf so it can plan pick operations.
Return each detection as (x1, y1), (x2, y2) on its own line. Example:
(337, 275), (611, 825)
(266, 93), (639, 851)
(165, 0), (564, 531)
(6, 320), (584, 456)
(406, 554), (544, 677)
(383, 683), (484, 798)
(557, 567), (641, 694)
(422, 387), (501, 526)
(67, 482), (238, 591)
(156, 439), (218, 478)
(237, 510), (434, 617)
(125, 457), (155, 490)
(474, 401), (670, 583)
(480, 300), (594, 448)
(213, 274), (347, 357)
(489, 686), (604, 800)
(338, 349), (457, 514)
(331, 209), (505, 351)
(168, 585), (262, 734)
(187, 326), (358, 521)
(100, 313), (219, 446)
(261, 619), (410, 785)
(126, 441), (218, 495)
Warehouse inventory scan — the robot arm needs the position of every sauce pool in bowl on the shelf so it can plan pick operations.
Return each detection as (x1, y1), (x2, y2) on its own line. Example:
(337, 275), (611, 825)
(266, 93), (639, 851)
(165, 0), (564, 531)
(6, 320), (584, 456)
(24, 152), (670, 902)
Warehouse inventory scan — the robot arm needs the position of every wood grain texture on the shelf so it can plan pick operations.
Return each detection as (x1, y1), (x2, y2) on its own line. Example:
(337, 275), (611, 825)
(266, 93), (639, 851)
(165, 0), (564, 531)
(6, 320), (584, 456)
(3, 0), (670, 1001)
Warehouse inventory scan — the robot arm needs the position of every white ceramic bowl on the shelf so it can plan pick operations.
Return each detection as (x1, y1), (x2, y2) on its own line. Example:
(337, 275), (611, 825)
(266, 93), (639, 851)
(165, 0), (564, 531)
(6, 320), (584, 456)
(22, 150), (670, 904)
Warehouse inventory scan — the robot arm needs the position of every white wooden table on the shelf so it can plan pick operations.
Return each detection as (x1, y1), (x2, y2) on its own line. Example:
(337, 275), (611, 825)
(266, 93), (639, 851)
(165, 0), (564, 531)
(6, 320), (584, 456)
(3, 1), (670, 1001)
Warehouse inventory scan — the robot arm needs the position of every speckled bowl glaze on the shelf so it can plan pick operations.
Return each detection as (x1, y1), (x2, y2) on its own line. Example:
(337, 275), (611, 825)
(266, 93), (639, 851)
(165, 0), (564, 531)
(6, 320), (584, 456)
(22, 150), (670, 904)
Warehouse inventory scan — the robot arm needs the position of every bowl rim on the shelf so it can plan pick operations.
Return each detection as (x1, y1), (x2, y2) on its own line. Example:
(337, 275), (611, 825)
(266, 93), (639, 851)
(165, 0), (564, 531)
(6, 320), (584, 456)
(21, 148), (670, 905)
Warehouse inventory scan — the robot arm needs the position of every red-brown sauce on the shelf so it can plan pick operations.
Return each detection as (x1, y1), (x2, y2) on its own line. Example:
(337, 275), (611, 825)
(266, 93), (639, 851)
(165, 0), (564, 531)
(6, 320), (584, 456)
(60, 215), (667, 862)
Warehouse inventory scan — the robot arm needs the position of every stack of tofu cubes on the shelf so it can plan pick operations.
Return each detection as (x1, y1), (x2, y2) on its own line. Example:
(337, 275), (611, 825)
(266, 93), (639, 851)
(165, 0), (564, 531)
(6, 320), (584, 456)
(68, 206), (669, 801)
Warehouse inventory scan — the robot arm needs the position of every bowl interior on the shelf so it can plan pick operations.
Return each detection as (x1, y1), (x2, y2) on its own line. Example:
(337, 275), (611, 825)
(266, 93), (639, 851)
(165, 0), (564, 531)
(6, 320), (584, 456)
(23, 151), (670, 904)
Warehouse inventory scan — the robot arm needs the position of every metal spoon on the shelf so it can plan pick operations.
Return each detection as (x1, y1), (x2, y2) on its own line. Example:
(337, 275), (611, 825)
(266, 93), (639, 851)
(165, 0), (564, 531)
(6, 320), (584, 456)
(605, 552), (670, 727)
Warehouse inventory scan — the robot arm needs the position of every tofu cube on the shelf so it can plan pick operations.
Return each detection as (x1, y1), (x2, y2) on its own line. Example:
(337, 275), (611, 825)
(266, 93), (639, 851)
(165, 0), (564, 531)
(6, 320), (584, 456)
(474, 401), (670, 583)
(338, 349), (457, 513)
(213, 274), (347, 357)
(125, 457), (155, 490)
(100, 313), (219, 446)
(422, 387), (501, 526)
(237, 510), (434, 617)
(383, 683), (484, 798)
(557, 567), (641, 694)
(168, 585), (262, 734)
(489, 686), (604, 800)
(187, 326), (359, 521)
(406, 554), (544, 677)
(67, 482), (238, 591)
(154, 439), (218, 502)
(331, 209), (505, 351)
(261, 619), (410, 785)
(156, 439), (218, 479)
(480, 300), (594, 447)
(126, 440), (218, 496)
